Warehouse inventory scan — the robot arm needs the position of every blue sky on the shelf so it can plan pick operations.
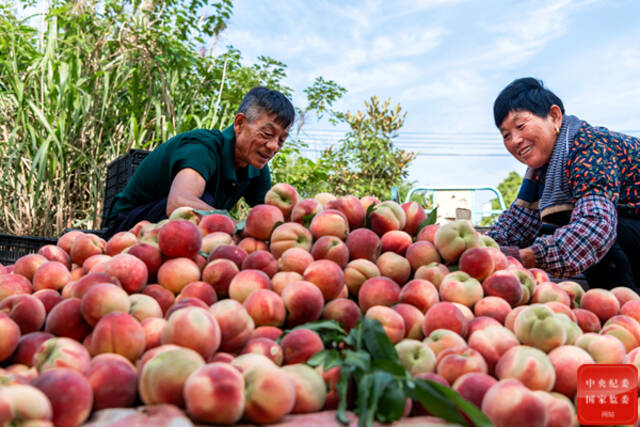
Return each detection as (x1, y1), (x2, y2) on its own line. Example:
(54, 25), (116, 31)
(215, 0), (640, 192)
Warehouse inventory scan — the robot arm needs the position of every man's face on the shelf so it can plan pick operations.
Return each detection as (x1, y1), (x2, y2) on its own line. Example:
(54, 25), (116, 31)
(233, 111), (289, 169)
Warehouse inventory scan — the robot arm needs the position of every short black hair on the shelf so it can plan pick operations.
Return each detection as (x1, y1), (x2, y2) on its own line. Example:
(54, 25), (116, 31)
(237, 87), (295, 129)
(493, 77), (565, 128)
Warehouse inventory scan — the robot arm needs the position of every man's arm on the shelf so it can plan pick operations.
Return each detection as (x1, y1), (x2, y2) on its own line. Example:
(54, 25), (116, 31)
(166, 168), (215, 216)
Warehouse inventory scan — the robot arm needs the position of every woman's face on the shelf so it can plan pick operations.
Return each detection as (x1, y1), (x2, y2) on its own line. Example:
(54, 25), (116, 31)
(499, 106), (562, 169)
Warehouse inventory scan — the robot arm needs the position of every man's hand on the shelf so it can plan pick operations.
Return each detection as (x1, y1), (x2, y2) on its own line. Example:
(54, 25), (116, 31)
(166, 168), (215, 216)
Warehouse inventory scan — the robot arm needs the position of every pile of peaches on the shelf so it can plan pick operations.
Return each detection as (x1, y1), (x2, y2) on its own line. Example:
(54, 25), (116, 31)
(1, 183), (639, 427)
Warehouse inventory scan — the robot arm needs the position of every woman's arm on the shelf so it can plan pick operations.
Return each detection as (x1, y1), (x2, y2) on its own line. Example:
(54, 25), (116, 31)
(486, 203), (542, 248)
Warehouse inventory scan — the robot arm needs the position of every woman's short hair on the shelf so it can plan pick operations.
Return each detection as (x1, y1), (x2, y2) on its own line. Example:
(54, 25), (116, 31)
(493, 77), (565, 128)
(238, 87), (295, 129)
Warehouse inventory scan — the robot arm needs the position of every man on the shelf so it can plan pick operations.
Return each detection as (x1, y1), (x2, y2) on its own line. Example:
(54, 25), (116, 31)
(103, 87), (294, 238)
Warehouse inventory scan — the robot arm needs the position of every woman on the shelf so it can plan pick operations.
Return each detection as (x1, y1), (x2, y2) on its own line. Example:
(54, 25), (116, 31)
(487, 77), (640, 291)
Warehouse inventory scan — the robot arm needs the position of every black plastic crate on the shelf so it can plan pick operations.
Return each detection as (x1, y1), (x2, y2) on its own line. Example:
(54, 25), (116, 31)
(102, 149), (150, 226)
(0, 233), (58, 266)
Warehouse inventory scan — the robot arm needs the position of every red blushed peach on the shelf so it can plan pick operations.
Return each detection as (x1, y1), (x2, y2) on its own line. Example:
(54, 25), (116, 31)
(290, 198), (323, 225)
(68, 272), (120, 299)
(142, 317), (167, 350)
(393, 303), (425, 340)
(243, 365), (296, 424)
(168, 206), (200, 223)
(32, 261), (71, 292)
(368, 201), (406, 236)
(82, 254), (111, 274)
(405, 241), (441, 272)
(327, 195), (365, 230)
(423, 302), (469, 338)
(211, 352), (235, 363)
(622, 300), (640, 323)
(129, 293), (164, 321)
(142, 284), (175, 316)
(31, 368), (93, 427)
(345, 228), (382, 262)
(483, 247), (508, 271)
(358, 276), (401, 312)
(343, 259), (379, 296)
(458, 247), (495, 282)
(453, 302), (475, 322)
(70, 233), (105, 266)
(531, 282), (571, 306)
(269, 222), (314, 259)
(435, 346), (488, 384)
(184, 362), (245, 425)
(242, 337), (284, 365)
(106, 252), (149, 294)
(575, 332), (626, 364)
(401, 201), (427, 236)
(242, 250), (278, 277)
(231, 353), (277, 374)
(57, 230), (84, 254)
(126, 242), (163, 279)
(157, 257), (200, 294)
(237, 236), (269, 255)
(580, 288), (620, 323)
(265, 183), (299, 219)
(136, 344), (182, 376)
(453, 372), (497, 409)
(176, 281), (217, 306)
(427, 331), (473, 361)
(611, 286), (640, 306)
(282, 363), (327, 414)
(528, 268), (550, 284)
(311, 236), (350, 268)
(414, 263), (449, 289)
(91, 312), (146, 362)
(399, 279), (439, 314)
(198, 213), (235, 236)
(376, 251), (411, 286)
(0, 383), (53, 425)
(468, 316), (501, 336)
(495, 345), (556, 391)
(105, 231), (137, 256)
(11, 332), (54, 366)
(243, 289), (286, 327)
(139, 347), (205, 407)
(548, 345), (594, 398)
(32, 336), (92, 374)
(228, 269), (272, 303)
(80, 283), (131, 326)
(209, 299), (255, 353)
(481, 379), (549, 427)
(309, 209), (349, 241)
(513, 304), (566, 353)
(86, 353), (137, 410)
(544, 301), (577, 322)
(433, 220), (482, 264)
(482, 269), (524, 307)
(251, 326), (283, 341)
(321, 298), (361, 332)
(0, 274), (31, 302)
(380, 230), (412, 256)
(314, 192), (337, 207)
(416, 223), (439, 244)
(201, 258), (239, 298)
(281, 281), (324, 327)
(44, 298), (92, 342)
(0, 294), (46, 334)
(278, 248), (313, 275)
(532, 391), (577, 427)
(555, 280), (584, 308)
(473, 296), (511, 324)
(572, 308), (601, 333)
(207, 245), (249, 269)
(360, 195), (380, 212)
(272, 271), (303, 295)
(303, 260), (344, 301)
(164, 297), (208, 319)
(157, 219), (202, 259)
(38, 244), (72, 270)
(32, 290), (61, 316)
(0, 313), (20, 362)
(365, 306), (406, 344)
(162, 306), (221, 360)
(601, 314), (640, 351)
(439, 271), (483, 308)
(468, 325), (519, 374)
(13, 253), (48, 281)
(245, 204), (285, 241)
(281, 329), (325, 365)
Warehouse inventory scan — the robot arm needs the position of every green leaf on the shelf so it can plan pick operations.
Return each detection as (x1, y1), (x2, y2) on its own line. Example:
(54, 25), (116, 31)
(284, 319), (347, 336)
(371, 358), (406, 377)
(426, 380), (494, 427)
(336, 365), (354, 425)
(193, 208), (233, 217)
(361, 371), (393, 427)
(361, 318), (399, 363)
(376, 380), (406, 423)
(364, 202), (376, 228)
(406, 379), (469, 425)
(343, 349), (371, 372)
(417, 207), (438, 232)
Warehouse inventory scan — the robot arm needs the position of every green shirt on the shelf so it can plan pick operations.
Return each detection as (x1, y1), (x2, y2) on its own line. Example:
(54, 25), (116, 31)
(105, 125), (271, 225)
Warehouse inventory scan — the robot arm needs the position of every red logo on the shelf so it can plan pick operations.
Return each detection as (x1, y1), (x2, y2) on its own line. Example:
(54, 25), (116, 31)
(577, 364), (638, 425)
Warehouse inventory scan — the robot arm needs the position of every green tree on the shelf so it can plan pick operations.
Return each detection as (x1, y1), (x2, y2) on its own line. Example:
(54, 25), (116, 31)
(480, 171), (523, 226)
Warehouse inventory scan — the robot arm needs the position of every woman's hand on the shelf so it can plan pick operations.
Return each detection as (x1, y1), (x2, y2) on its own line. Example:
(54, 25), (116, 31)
(518, 247), (536, 269)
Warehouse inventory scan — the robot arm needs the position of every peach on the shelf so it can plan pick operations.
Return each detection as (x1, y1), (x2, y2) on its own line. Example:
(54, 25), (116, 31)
(453, 372), (497, 409)
(0, 383), (53, 425)
(504, 306), (526, 332)
(314, 192), (337, 207)
(395, 339), (436, 375)
(401, 201), (427, 236)
(468, 325), (519, 374)
(624, 348), (640, 382)
(82, 254), (111, 274)
(399, 279), (439, 314)
(141, 317), (167, 350)
(70, 233), (105, 266)
(531, 391), (577, 427)
(162, 306), (220, 360)
(11, 332), (54, 366)
(0, 313), (20, 362)
(164, 297), (208, 319)
(176, 281), (217, 306)
(575, 332), (626, 364)
(13, 253), (48, 281)
(416, 223), (439, 244)
(393, 303), (426, 340)
(86, 353), (137, 410)
(423, 302), (469, 338)
(57, 229), (84, 253)
(311, 236), (350, 268)
(453, 302), (475, 322)
(555, 280), (585, 307)
(601, 314), (640, 351)
(343, 259), (379, 296)
(237, 236), (269, 254)
(272, 271), (303, 295)
(359, 195), (380, 212)
(281, 329), (325, 364)
(368, 201), (406, 236)
(32, 336), (91, 374)
(309, 209), (349, 240)
(290, 198), (323, 225)
(459, 247), (495, 282)
(139, 346), (205, 406)
(168, 205), (200, 223)
(80, 283), (130, 326)
(245, 204), (285, 241)
(345, 228), (382, 262)
(270, 223), (314, 260)
(32, 261), (71, 292)
(211, 351), (235, 363)
(303, 260), (344, 301)
(243, 365), (296, 424)
(481, 379), (549, 427)
(157, 219), (202, 259)
(38, 244), (72, 270)
(251, 326), (283, 341)
(31, 368), (93, 427)
(32, 289), (61, 315)
(201, 258), (239, 298)
(414, 262), (449, 289)
(545, 301), (577, 322)
(0, 274), (32, 302)
(242, 337), (284, 365)
(91, 312), (146, 362)
(531, 282), (571, 306)
(554, 313), (582, 345)
(611, 286), (640, 306)
(128, 293), (163, 321)
(282, 363), (327, 414)
(405, 241), (441, 272)
(243, 289), (286, 327)
(484, 246), (508, 271)
(358, 276), (401, 312)
(435, 346), (488, 384)
(0, 294), (46, 334)
(482, 269), (524, 307)
(473, 296), (511, 324)
(495, 345), (556, 391)
(278, 247), (314, 274)
(241, 250), (278, 277)
(321, 298), (361, 332)
(207, 244), (248, 268)
(327, 195), (365, 230)
(157, 256), (199, 294)
(439, 271), (483, 307)
(548, 345), (594, 398)
(138, 223), (161, 245)
(184, 362), (245, 424)
(572, 307), (601, 333)
(580, 288), (620, 323)
(622, 299), (640, 323)
(375, 251), (411, 285)
(365, 305), (406, 344)
(380, 230), (412, 255)
(265, 183), (299, 218)
(433, 220), (482, 264)
(209, 299), (255, 353)
(199, 231), (233, 255)
(281, 281), (324, 327)
(513, 304), (566, 352)
(105, 231), (137, 256)
(198, 213), (235, 236)
(228, 269), (271, 303)
(468, 316), (502, 335)
(231, 353), (277, 373)
(44, 298), (92, 342)
(142, 284), (175, 315)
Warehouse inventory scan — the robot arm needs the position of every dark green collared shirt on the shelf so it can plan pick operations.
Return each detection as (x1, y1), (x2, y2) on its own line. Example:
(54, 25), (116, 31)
(105, 125), (271, 224)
